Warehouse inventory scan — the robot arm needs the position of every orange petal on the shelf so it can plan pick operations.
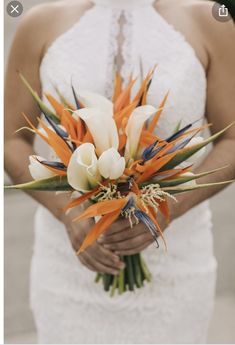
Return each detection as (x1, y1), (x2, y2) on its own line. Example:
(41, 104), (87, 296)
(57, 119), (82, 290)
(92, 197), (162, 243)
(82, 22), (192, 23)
(45, 94), (65, 118)
(113, 72), (123, 102)
(21, 112), (49, 144)
(39, 119), (72, 166)
(74, 198), (127, 222)
(148, 92), (169, 133)
(158, 199), (170, 223)
(63, 187), (100, 212)
(60, 110), (78, 141)
(114, 78), (136, 113)
(136, 151), (178, 183)
(140, 131), (162, 147)
(78, 210), (120, 253)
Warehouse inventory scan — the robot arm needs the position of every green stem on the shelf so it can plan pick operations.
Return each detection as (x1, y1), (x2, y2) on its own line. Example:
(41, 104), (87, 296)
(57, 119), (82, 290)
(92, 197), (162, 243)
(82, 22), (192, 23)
(140, 255), (152, 282)
(95, 273), (102, 283)
(110, 275), (118, 297)
(126, 256), (135, 291)
(103, 274), (113, 291)
(132, 254), (142, 288)
(118, 269), (125, 295)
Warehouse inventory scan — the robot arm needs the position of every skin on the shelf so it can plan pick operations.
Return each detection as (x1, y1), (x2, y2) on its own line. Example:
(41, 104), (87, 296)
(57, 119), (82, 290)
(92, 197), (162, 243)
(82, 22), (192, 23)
(4, 0), (235, 274)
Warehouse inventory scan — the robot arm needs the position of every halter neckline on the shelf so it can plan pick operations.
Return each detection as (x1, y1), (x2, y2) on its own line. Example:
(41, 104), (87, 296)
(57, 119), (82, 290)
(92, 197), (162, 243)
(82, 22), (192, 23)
(91, 0), (155, 9)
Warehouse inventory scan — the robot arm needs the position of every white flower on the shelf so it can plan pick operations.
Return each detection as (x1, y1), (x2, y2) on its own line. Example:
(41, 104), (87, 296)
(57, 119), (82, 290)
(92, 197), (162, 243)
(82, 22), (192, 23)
(186, 136), (206, 163)
(67, 143), (101, 192)
(98, 148), (125, 180)
(29, 156), (56, 180)
(125, 105), (156, 160)
(73, 108), (119, 155)
(77, 90), (113, 114)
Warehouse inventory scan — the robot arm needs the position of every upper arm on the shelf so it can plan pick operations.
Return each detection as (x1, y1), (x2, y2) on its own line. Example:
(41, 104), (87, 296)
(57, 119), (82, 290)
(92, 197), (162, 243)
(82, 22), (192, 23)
(200, 2), (235, 139)
(4, 4), (51, 144)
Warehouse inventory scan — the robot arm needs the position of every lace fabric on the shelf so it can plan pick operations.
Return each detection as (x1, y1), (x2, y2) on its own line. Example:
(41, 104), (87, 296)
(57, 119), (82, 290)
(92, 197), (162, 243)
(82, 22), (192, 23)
(32, 3), (217, 343)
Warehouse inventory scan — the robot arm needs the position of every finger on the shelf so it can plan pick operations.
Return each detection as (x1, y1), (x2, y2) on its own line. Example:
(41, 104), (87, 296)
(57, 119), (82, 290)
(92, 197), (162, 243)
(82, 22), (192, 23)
(114, 239), (153, 256)
(85, 253), (121, 275)
(88, 244), (125, 270)
(98, 225), (147, 244)
(103, 233), (153, 251)
(78, 253), (97, 272)
(105, 218), (130, 236)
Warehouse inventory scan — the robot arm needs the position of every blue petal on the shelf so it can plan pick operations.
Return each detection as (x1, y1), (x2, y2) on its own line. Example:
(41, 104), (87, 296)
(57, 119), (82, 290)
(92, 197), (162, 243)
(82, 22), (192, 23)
(166, 136), (192, 154)
(165, 117), (203, 143)
(40, 160), (67, 171)
(142, 140), (161, 161)
(134, 209), (159, 247)
(165, 123), (192, 142)
(44, 114), (68, 139)
(71, 84), (82, 110)
(122, 197), (135, 212)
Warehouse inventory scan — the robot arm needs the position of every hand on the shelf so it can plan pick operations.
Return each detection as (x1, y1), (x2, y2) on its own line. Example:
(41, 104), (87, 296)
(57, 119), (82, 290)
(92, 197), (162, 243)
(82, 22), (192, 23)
(59, 204), (125, 275)
(97, 213), (167, 256)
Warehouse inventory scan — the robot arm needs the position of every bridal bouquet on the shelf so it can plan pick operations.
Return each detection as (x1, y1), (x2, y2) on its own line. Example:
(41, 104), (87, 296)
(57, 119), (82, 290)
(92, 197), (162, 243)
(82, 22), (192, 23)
(6, 68), (233, 296)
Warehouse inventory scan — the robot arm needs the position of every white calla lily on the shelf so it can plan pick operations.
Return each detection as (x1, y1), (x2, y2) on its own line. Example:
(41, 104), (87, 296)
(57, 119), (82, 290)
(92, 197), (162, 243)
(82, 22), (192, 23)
(98, 148), (126, 180)
(29, 156), (56, 180)
(125, 105), (157, 160)
(74, 108), (119, 154)
(67, 143), (101, 192)
(186, 136), (206, 163)
(78, 91), (113, 114)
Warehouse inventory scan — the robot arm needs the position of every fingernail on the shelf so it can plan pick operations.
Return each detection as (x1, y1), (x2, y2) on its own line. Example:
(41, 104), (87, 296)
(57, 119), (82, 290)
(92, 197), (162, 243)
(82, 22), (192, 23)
(119, 262), (125, 269)
(113, 255), (120, 262)
(115, 251), (120, 255)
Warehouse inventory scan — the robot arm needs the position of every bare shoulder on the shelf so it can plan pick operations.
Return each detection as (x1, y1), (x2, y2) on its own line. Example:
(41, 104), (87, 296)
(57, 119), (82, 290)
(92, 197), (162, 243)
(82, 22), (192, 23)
(172, 0), (235, 52)
(157, 0), (235, 66)
(13, 0), (91, 57)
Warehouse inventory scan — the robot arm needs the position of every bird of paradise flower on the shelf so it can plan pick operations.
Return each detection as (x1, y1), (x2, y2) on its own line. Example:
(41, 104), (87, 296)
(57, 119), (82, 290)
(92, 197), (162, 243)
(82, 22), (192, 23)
(6, 67), (234, 295)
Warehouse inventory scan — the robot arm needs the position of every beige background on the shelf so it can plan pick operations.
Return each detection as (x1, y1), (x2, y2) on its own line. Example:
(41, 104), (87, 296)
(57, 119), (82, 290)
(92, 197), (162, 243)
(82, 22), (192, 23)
(4, 0), (235, 343)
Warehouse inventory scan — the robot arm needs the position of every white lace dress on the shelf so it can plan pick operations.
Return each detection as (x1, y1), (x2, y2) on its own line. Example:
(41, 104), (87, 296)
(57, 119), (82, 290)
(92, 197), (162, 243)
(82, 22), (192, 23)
(30, 0), (217, 343)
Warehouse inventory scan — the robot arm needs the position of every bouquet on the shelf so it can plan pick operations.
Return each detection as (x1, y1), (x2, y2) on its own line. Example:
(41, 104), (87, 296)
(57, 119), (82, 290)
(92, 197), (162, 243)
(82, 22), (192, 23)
(6, 68), (234, 296)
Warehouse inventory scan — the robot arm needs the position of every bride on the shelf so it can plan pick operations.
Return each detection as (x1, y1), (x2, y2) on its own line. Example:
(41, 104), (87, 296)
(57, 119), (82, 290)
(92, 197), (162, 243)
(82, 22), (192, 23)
(5, 0), (235, 343)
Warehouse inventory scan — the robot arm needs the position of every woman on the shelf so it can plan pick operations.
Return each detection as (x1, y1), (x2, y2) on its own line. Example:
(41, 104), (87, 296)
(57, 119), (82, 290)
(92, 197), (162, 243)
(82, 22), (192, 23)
(5, 0), (235, 343)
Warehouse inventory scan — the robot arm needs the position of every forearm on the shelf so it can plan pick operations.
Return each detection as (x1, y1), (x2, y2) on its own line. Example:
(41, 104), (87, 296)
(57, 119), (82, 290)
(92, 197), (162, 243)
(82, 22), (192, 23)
(5, 137), (70, 219)
(172, 138), (235, 219)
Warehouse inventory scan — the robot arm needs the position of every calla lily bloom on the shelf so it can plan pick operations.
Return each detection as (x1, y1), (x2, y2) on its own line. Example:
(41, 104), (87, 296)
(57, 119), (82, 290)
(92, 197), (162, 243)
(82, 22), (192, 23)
(67, 143), (101, 192)
(77, 90), (113, 114)
(125, 105), (156, 160)
(74, 108), (119, 154)
(98, 148), (125, 180)
(29, 156), (56, 180)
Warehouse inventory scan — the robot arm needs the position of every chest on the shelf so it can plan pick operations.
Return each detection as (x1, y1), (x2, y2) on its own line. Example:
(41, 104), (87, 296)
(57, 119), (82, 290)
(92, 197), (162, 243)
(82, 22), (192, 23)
(40, 5), (207, 138)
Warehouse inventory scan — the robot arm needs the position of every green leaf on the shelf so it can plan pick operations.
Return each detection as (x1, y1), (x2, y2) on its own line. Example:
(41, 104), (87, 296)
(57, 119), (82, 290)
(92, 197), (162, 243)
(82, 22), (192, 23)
(4, 176), (72, 191)
(161, 122), (235, 171)
(162, 180), (235, 195)
(19, 73), (60, 124)
(173, 120), (182, 134)
(54, 86), (74, 109)
(157, 166), (229, 187)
